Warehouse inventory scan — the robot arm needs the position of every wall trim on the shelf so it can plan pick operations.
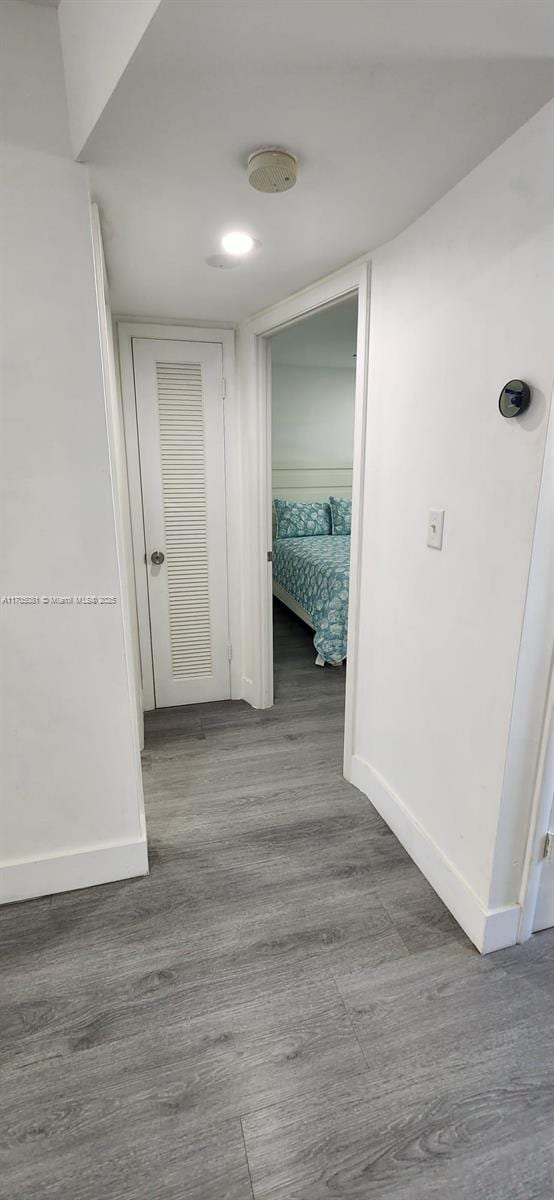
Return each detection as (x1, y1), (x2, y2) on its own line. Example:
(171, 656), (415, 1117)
(272, 464), (353, 504)
(1, 839), (149, 905)
(348, 754), (520, 954)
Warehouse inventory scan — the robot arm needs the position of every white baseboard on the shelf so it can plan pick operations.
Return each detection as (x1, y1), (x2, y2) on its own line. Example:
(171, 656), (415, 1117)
(0, 838), (149, 905)
(481, 902), (521, 954)
(348, 754), (520, 954)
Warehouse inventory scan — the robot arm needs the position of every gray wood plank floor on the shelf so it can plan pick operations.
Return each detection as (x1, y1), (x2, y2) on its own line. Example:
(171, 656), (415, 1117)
(1, 600), (553, 1199)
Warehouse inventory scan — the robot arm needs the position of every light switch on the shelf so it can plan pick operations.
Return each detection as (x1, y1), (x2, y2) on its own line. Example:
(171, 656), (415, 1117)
(427, 508), (445, 550)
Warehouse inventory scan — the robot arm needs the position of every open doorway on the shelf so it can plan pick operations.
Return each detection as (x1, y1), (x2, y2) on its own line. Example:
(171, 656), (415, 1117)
(269, 298), (358, 720)
(241, 260), (369, 772)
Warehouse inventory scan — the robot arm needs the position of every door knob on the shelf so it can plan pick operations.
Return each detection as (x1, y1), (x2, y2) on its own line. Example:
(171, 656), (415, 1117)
(151, 550), (165, 565)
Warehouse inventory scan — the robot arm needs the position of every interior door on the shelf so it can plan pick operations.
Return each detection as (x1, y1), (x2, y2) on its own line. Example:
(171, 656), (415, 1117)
(133, 337), (231, 707)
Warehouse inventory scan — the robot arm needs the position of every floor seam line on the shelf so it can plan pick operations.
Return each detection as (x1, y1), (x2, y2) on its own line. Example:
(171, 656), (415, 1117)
(236, 1063), (373, 1126)
(331, 972), (373, 1073)
(371, 888), (415, 957)
(240, 1114), (257, 1200)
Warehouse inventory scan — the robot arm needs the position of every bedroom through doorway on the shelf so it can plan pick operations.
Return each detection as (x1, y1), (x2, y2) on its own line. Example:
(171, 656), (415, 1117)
(270, 296), (358, 720)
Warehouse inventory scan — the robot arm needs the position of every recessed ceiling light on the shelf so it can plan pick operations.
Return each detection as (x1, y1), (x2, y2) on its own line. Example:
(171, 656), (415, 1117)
(221, 231), (255, 256)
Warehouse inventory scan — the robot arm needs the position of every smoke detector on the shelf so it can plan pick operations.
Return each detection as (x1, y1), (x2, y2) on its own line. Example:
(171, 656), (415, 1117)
(247, 148), (297, 194)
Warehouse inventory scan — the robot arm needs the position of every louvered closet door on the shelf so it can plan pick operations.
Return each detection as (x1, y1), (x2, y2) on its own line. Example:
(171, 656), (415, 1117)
(133, 338), (231, 706)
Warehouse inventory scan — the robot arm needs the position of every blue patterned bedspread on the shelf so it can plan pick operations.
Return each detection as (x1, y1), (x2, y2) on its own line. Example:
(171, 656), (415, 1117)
(273, 535), (350, 664)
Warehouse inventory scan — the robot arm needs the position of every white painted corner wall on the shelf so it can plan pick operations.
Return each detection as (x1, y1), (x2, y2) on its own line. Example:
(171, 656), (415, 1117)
(0, 1), (147, 904)
(0, 0), (70, 157)
(348, 101), (554, 952)
(58, 0), (162, 158)
(238, 103), (553, 952)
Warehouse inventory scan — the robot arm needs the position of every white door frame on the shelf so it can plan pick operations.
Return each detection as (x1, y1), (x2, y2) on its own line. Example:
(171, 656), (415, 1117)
(239, 257), (371, 775)
(518, 663), (553, 938)
(513, 383), (554, 940)
(117, 322), (240, 711)
(90, 209), (146, 830)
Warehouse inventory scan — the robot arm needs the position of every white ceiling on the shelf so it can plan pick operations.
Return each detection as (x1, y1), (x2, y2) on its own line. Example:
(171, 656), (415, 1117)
(86, 0), (554, 323)
(271, 297), (358, 370)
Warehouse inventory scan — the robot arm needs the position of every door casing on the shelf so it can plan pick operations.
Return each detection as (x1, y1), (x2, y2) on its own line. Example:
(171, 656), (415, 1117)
(117, 322), (240, 711)
(237, 259), (371, 778)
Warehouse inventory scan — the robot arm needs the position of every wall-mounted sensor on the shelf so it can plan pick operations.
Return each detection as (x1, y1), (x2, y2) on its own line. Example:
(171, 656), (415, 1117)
(499, 380), (531, 418)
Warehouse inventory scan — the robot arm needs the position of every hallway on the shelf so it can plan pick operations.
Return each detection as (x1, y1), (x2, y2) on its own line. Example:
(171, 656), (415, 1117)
(1, 602), (553, 1198)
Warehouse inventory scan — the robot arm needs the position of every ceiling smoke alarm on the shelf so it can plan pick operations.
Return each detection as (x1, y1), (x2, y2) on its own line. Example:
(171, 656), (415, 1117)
(247, 148), (297, 194)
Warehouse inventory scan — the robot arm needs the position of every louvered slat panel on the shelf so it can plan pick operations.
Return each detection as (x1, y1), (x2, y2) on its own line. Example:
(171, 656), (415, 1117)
(156, 361), (212, 678)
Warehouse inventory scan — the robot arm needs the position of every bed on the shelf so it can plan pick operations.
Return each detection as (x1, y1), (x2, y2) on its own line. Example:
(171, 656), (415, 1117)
(272, 496), (351, 666)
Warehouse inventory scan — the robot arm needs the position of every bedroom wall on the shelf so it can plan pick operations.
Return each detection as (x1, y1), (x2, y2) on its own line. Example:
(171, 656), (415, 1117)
(350, 101), (553, 950)
(272, 365), (355, 468)
(0, 0), (146, 902)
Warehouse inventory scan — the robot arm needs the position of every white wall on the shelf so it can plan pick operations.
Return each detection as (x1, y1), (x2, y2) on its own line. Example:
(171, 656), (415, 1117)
(350, 102), (553, 950)
(58, 0), (162, 158)
(0, 1), (146, 902)
(0, 0), (69, 156)
(272, 365), (355, 467)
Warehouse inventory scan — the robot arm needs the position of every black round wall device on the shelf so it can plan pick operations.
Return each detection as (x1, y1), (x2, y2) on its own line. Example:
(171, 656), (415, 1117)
(499, 379), (531, 418)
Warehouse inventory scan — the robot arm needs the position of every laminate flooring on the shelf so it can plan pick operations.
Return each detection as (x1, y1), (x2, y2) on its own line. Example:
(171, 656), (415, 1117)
(1, 600), (553, 1198)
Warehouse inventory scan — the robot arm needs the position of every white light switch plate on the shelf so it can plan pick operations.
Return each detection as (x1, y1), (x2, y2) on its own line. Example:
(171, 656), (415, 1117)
(427, 508), (445, 550)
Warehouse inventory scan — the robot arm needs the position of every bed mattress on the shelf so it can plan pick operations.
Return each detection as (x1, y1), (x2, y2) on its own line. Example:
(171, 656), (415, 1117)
(272, 535), (350, 665)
